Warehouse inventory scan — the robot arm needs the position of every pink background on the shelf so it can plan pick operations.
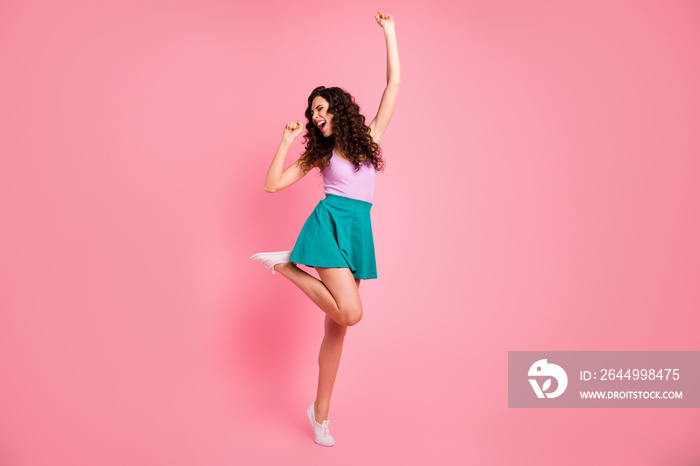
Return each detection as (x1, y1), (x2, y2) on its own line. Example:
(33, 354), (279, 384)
(2, 1), (699, 465)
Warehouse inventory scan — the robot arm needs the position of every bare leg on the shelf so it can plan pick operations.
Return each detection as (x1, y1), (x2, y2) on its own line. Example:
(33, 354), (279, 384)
(314, 278), (361, 422)
(273, 263), (363, 327)
(273, 263), (363, 421)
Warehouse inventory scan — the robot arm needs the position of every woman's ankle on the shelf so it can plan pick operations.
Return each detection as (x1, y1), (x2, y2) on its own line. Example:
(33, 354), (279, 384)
(273, 262), (295, 274)
(314, 401), (329, 422)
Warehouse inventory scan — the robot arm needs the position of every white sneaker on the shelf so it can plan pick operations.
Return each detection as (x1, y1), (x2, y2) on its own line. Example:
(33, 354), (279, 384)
(307, 403), (335, 447)
(249, 251), (292, 275)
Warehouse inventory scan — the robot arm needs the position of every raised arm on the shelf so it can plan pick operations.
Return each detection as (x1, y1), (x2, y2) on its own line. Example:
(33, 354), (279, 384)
(368, 12), (401, 146)
(264, 120), (310, 193)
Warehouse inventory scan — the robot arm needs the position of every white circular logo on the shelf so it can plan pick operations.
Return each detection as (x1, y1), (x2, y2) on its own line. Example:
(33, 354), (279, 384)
(528, 359), (568, 398)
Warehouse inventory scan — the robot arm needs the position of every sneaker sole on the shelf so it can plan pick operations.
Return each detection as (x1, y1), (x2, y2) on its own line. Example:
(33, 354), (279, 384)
(250, 252), (291, 260)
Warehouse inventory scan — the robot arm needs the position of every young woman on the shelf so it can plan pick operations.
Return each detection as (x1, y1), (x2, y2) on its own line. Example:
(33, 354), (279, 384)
(250, 11), (400, 447)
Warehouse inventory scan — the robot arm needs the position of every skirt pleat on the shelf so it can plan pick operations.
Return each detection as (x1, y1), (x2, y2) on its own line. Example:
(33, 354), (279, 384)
(289, 193), (377, 280)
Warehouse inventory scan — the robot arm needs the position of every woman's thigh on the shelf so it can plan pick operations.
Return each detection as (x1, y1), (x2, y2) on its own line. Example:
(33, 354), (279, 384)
(315, 267), (362, 312)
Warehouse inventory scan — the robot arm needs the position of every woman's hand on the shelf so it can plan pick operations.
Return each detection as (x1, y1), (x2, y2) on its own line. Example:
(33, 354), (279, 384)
(375, 11), (395, 29)
(282, 120), (303, 141)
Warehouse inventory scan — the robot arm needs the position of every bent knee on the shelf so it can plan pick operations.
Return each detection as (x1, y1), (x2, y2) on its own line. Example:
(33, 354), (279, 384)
(340, 307), (363, 327)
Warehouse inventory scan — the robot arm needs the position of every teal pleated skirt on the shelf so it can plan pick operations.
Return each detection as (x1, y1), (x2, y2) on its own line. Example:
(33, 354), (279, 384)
(289, 193), (377, 280)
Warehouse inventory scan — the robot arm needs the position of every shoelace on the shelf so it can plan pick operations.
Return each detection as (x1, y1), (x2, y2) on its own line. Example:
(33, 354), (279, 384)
(320, 420), (330, 436)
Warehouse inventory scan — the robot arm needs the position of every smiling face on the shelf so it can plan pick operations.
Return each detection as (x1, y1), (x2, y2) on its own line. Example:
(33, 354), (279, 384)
(310, 96), (333, 137)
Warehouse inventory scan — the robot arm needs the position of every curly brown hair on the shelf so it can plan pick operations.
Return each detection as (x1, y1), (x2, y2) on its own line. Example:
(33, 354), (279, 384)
(297, 86), (386, 175)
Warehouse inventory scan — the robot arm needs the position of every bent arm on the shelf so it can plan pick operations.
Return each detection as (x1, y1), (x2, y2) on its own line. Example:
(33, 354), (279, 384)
(369, 24), (400, 145)
(264, 138), (310, 193)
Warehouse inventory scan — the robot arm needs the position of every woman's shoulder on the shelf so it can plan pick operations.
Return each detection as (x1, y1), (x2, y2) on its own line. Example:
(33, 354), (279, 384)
(314, 154), (332, 172)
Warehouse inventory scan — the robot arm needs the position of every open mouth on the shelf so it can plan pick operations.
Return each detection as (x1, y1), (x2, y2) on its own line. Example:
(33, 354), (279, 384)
(318, 121), (326, 131)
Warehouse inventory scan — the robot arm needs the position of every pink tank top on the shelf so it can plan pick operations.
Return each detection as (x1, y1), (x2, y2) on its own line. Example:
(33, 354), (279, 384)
(322, 151), (377, 203)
